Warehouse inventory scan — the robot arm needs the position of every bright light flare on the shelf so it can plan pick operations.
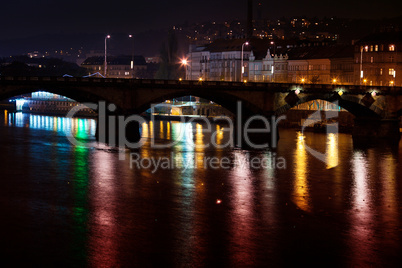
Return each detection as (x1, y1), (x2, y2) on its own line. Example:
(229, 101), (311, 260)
(181, 58), (188, 65)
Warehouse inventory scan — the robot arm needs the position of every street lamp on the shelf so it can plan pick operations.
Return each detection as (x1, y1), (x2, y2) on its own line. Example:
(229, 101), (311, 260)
(363, 78), (367, 85)
(360, 45), (368, 85)
(270, 41), (276, 55)
(104, 35), (111, 77)
(129, 34), (134, 78)
(241, 41), (249, 82)
(181, 58), (190, 80)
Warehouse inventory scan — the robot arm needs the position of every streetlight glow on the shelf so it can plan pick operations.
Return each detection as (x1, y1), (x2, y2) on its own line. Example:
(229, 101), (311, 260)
(241, 41), (249, 82)
(104, 35), (111, 77)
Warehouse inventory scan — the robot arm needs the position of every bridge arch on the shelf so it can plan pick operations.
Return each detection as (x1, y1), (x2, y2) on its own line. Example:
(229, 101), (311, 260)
(275, 93), (383, 119)
(136, 89), (265, 117)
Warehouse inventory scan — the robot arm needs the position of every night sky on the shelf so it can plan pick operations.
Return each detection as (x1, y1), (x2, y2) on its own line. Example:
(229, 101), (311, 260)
(1, 0), (401, 40)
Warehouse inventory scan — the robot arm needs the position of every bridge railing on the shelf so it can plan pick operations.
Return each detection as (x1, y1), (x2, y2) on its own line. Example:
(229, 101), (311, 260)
(1, 76), (401, 95)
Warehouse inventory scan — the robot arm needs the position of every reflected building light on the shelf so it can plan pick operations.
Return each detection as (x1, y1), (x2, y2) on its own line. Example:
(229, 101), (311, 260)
(142, 122), (149, 138)
(149, 121), (154, 139)
(4, 110), (8, 125)
(89, 151), (118, 267)
(216, 125), (224, 146)
(326, 133), (338, 169)
(293, 132), (311, 212)
(230, 151), (255, 262)
(195, 123), (205, 151)
(194, 123), (205, 168)
(380, 154), (398, 230)
(58, 117), (62, 131)
(350, 151), (375, 264)
(53, 117), (58, 132)
(15, 112), (24, 127)
(167, 122), (171, 140)
(90, 120), (97, 136)
(160, 121), (164, 139)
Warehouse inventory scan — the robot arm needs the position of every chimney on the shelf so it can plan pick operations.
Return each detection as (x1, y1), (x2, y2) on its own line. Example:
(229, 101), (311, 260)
(247, 0), (253, 38)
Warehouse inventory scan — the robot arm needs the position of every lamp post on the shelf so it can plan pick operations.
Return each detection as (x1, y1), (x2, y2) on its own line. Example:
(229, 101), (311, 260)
(270, 41), (276, 56)
(104, 35), (111, 77)
(241, 41), (249, 82)
(360, 45), (368, 85)
(129, 34), (134, 78)
(181, 58), (190, 80)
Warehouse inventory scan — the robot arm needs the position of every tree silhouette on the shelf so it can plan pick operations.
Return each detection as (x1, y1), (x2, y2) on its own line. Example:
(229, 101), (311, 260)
(155, 30), (180, 80)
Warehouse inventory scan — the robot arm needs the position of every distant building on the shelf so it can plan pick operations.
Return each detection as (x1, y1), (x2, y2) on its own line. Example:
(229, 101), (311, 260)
(145, 56), (161, 64)
(185, 35), (402, 86)
(81, 56), (147, 78)
(185, 39), (252, 82)
(354, 31), (402, 86)
(249, 43), (353, 84)
(249, 49), (289, 83)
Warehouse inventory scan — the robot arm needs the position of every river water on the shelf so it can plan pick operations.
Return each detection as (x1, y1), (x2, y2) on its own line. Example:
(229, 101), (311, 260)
(0, 111), (401, 267)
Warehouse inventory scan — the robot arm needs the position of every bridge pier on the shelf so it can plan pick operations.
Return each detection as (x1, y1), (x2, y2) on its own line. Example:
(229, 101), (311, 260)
(352, 118), (401, 143)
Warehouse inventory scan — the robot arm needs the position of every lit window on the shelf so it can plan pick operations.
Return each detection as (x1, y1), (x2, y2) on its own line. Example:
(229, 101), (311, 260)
(370, 57), (374, 63)
(370, 45), (373, 51)
(364, 46), (369, 52)
(389, 68), (395, 76)
(125, 72), (130, 76)
(375, 45), (378, 51)
(389, 45), (395, 51)
(380, 68), (383, 75)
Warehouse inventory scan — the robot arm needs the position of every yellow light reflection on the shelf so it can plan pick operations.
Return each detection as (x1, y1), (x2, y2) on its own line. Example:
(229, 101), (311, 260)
(149, 121), (154, 139)
(53, 117), (58, 132)
(4, 110), (8, 125)
(159, 121), (164, 139)
(293, 132), (311, 212)
(166, 122), (171, 140)
(195, 124), (205, 168)
(142, 122), (149, 138)
(216, 125), (223, 146)
(326, 133), (338, 169)
(195, 124), (204, 150)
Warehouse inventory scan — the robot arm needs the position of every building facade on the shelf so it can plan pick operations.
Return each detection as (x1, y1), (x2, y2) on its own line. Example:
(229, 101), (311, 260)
(185, 39), (251, 82)
(354, 31), (402, 86)
(81, 56), (147, 79)
(185, 33), (402, 86)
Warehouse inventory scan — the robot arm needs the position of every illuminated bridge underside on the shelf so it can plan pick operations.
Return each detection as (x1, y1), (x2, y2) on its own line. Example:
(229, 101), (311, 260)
(1, 76), (402, 142)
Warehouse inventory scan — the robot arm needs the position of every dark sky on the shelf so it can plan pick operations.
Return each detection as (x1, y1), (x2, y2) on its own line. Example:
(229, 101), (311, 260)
(1, 0), (401, 40)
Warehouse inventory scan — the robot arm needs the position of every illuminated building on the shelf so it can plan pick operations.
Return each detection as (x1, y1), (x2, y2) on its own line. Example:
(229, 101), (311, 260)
(354, 31), (402, 86)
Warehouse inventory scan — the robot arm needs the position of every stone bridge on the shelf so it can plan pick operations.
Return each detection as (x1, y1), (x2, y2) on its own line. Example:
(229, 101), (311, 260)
(1, 76), (402, 145)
